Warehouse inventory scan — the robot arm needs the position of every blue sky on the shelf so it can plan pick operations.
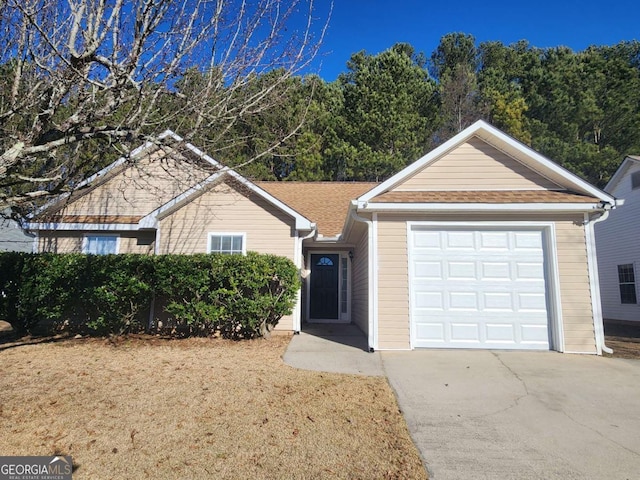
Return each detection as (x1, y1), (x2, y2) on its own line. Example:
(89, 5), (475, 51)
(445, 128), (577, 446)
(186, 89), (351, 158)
(308, 0), (640, 80)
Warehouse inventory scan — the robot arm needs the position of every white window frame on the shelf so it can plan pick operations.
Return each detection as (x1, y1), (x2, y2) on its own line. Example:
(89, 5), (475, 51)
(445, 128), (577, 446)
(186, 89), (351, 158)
(82, 234), (120, 255)
(207, 232), (246, 255)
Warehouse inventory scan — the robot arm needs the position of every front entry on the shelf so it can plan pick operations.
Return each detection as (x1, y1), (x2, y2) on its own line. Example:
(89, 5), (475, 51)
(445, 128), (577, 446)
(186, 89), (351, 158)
(309, 254), (339, 320)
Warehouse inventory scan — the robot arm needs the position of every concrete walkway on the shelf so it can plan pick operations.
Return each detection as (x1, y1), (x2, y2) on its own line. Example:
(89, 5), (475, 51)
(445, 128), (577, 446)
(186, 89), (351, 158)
(283, 326), (640, 480)
(283, 323), (384, 376)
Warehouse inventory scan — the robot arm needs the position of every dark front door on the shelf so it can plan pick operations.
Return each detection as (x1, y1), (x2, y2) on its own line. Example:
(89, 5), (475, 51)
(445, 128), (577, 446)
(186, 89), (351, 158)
(310, 254), (339, 319)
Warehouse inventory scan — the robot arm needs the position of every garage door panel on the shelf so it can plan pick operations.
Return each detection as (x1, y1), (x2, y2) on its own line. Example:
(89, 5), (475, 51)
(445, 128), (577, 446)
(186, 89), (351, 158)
(485, 323), (516, 342)
(413, 231), (441, 249)
(447, 231), (475, 249)
(410, 227), (551, 350)
(517, 293), (547, 311)
(516, 262), (545, 279)
(481, 262), (511, 280)
(520, 324), (549, 343)
(514, 232), (544, 250)
(449, 291), (479, 310)
(483, 292), (513, 310)
(450, 323), (481, 342)
(415, 322), (445, 342)
(414, 261), (442, 279)
(415, 292), (444, 310)
(479, 231), (510, 250)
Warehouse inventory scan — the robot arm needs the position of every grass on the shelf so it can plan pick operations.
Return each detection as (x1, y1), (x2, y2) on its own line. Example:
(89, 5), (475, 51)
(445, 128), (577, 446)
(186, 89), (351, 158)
(604, 322), (640, 359)
(0, 335), (427, 479)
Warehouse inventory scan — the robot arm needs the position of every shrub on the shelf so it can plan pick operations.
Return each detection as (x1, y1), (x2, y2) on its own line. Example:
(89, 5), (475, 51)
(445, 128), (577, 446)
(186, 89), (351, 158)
(0, 252), (299, 338)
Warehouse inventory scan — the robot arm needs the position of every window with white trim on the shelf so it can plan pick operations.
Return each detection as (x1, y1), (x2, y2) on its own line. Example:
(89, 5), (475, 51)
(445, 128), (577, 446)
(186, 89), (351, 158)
(83, 235), (119, 255)
(631, 171), (640, 190)
(617, 264), (637, 304)
(208, 233), (245, 255)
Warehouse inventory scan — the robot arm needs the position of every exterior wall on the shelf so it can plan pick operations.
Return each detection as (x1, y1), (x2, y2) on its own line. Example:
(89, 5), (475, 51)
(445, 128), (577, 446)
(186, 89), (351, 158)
(596, 161), (640, 323)
(158, 182), (296, 258)
(39, 232), (83, 253)
(393, 137), (562, 191)
(38, 231), (155, 254)
(0, 217), (34, 252)
(349, 223), (369, 335)
(375, 213), (596, 353)
(54, 149), (211, 218)
(159, 181), (297, 330)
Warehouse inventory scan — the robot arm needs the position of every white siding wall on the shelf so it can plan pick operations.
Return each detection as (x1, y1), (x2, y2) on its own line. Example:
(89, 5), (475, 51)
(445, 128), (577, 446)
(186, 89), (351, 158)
(596, 161), (640, 323)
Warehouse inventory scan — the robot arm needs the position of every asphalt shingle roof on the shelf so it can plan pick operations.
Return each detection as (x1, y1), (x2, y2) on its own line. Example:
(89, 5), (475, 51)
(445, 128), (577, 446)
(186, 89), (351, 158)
(257, 182), (378, 236)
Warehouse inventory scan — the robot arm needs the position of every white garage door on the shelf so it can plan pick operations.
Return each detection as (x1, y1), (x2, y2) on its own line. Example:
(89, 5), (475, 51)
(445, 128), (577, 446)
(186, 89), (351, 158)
(410, 228), (550, 350)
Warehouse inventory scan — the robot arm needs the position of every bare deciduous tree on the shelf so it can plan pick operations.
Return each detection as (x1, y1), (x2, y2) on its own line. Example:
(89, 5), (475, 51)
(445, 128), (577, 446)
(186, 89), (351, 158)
(0, 0), (329, 212)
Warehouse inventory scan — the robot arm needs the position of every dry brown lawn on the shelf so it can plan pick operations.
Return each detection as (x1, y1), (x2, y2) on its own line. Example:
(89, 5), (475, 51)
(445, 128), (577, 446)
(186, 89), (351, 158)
(0, 335), (427, 479)
(604, 322), (640, 360)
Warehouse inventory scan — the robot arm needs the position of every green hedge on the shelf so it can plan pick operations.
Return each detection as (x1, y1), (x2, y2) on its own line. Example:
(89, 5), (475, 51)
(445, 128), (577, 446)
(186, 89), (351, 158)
(0, 252), (299, 338)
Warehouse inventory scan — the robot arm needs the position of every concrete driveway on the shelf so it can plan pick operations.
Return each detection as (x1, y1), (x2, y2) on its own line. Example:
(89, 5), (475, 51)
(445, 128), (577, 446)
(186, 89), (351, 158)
(382, 350), (640, 480)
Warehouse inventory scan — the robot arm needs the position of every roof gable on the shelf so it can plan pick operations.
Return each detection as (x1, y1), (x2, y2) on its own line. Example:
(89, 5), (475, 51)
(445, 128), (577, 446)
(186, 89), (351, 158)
(604, 156), (640, 196)
(31, 131), (314, 232)
(391, 136), (563, 191)
(360, 120), (616, 205)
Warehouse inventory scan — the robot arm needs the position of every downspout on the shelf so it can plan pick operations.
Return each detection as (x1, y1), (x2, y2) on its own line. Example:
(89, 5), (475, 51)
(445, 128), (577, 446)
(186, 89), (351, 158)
(349, 205), (376, 352)
(294, 227), (316, 333)
(584, 208), (613, 355)
(148, 227), (160, 331)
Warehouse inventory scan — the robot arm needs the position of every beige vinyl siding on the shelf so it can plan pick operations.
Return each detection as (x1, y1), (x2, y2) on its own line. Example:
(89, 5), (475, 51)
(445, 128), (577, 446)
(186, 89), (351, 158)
(39, 232), (83, 253)
(555, 219), (597, 353)
(158, 182), (296, 258)
(375, 213), (596, 352)
(350, 224), (369, 335)
(376, 218), (411, 349)
(159, 181), (297, 331)
(38, 231), (155, 254)
(56, 150), (212, 218)
(393, 137), (562, 191)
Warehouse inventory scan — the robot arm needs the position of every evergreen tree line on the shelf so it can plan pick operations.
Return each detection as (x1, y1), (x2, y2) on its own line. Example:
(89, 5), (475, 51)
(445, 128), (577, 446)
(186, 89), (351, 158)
(216, 33), (640, 188)
(3, 33), (640, 196)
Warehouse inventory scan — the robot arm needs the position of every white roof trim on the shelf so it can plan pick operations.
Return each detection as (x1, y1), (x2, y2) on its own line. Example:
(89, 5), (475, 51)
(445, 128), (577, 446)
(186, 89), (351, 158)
(25, 222), (140, 231)
(359, 120), (616, 205)
(358, 202), (605, 213)
(604, 155), (640, 194)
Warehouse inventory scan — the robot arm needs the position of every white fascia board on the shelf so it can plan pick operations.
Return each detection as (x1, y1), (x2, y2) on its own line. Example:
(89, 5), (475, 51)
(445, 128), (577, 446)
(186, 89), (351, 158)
(358, 202), (605, 213)
(358, 120), (616, 205)
(25, 222), (139, 231)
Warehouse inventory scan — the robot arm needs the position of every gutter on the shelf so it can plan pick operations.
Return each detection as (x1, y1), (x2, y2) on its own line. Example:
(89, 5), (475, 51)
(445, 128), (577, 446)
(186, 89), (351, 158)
(584, 206), (613, 355)
(349, 204), (376, 352)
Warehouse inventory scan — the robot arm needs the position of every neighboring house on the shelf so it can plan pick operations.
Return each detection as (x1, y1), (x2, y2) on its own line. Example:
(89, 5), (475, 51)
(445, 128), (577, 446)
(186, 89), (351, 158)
(0, 210), (34, 252)
(595, 156), (640, 325)
(26, 121), (619, 354)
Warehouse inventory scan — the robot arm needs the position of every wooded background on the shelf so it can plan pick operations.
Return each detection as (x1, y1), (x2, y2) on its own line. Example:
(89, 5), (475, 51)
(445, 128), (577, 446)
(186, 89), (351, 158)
(1, 0), (638, 215)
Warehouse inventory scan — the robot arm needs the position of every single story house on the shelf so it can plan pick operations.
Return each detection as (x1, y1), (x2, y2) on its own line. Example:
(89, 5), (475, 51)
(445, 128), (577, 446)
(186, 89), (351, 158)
(595, 156), (640, 325)
(26, 120), (619, 354)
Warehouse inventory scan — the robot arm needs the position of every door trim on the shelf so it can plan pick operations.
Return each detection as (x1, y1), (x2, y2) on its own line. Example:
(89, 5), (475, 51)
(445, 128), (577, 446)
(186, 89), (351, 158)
(306, 250), (351, 323)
